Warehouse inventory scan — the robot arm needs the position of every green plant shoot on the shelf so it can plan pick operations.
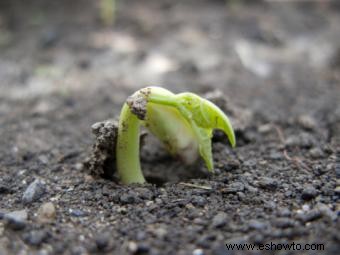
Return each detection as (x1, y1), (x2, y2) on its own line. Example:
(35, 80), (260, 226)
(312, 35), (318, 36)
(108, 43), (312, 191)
(116, 87), (236, 184)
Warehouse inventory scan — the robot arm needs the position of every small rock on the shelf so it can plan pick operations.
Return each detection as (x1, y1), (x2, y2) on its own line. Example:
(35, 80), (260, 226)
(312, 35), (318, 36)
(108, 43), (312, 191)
(302, 204), (310, 211)
(212, 212), (228, 228)
(268, 151), (282, 160)
(335, 163), (340, 178)
(134, 187), (153, 200)
(153, 227), (167, 239)
(243, 159), (256, 168)
(248, 219), (267, 230)
(237, 192), (246, 200)
(193, 248), (204, 255)
(335, 186), (340, 195)
(301, 186), (318, 200)
(264, 201), (276, 210)
(95, 233), (110, 251)
(297, 209), (322, 223)
(225, 159), (241, 171)
(135, 231), (146, 241)
(91, 122), (104, 135)
(38, 155), (49, 165)
(278, 207), (291, 217)
(197, 234), (214, 248)
(193, 217), (206, 225)
(222, 182), (244, 193)
(284, 190), (292, 197)
(69, 209), (88, 217)
(285, 133), (315, 148)
(120, 191), (138, 204)
(191, 196), (207, 207)
(74, 163), (83, 171)
(297, 115), (317, 130)
(257, 177), (278, 190)
(244, 184), (258, 194)
(22, 179), (46, 204)
(128, 241), (149, 254)
(309, 147), (324, 159)
(258, 124), (273, 134)
(23, 230), (50, 246)
(284, 136), (300, 147)
(4, 210), (28, 230)
(37, 202), (56, 223)
(313, 164), (328, 175)
(128, 241), (138, 252)
(71, 246), (87, 255)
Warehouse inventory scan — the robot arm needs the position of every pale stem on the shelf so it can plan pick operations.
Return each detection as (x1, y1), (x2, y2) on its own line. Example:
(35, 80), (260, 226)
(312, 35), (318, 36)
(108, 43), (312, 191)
(116, 103), (145, 184)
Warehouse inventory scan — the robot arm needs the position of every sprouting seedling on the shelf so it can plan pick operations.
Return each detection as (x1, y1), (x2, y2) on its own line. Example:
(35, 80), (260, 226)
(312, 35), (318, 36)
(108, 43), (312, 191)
(116, 87), (236, 184)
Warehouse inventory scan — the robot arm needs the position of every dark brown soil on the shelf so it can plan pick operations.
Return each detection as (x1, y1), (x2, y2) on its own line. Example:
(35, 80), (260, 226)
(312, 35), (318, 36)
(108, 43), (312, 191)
(0, 0), (339, 254)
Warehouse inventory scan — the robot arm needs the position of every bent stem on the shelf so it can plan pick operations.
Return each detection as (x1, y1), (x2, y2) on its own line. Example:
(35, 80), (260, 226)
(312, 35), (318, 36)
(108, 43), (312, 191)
(116, 86), (236, 185)
(116, 103), (145, 184)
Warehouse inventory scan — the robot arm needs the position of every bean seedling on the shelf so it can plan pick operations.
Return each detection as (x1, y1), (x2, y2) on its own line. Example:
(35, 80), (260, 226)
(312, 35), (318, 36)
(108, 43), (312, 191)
(116, 87), (236, 184)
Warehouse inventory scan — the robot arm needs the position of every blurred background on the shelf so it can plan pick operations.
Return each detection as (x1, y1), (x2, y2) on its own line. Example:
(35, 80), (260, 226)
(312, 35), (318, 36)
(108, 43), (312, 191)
(1, 0), (339, 97)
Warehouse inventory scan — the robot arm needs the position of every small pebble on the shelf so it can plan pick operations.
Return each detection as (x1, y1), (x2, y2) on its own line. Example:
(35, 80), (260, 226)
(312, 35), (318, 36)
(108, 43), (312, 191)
(37, 202), (56, 223)
(69, 209), (88, 217)
(258, 124), (272, 133)
(297, 115), (317, 130)
(212, 212), (228, 228)
(268, 151), (282, 160)
(128, 241), (138, 252)
(193, 248), (204, 255)
(248, 219), (267, 230)
(95, 233), (110, 251)
(120, 191), (138, 204)
(278, 207), (291, 217)
(309, 147), (324, 159)
(153, 227), (167, 239)
(257, 177), (278, 190)
(222, 182), (244, 193)
(134, 187), (153, 200)
(302, 204), (310, 211)
(23, 230), (50, 246)
(191, 196), (207, 207)
(22, 179), (46, 204)
(301, 186), (318, 200)
(91, 122), (104, 135)
(335, 163), (340, 178)
(128, 241), (149, 253)
(335, 186), (340, 195)
(297, 209), (322, 222)
(4, 210), (28, 230)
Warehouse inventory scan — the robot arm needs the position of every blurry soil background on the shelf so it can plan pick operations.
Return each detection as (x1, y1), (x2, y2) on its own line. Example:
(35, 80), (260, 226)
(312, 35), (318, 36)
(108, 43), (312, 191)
(0, 0), (339, 254)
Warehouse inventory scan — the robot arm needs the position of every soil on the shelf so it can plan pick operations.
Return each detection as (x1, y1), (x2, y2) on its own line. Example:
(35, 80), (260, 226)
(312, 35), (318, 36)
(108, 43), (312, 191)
(0, 0), (339, 254)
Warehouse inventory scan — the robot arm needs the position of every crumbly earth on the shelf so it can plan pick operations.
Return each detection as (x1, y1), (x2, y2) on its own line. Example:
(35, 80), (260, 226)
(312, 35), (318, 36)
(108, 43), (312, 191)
(0, 0), (339, 255)
(84, 120), (119, 180)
